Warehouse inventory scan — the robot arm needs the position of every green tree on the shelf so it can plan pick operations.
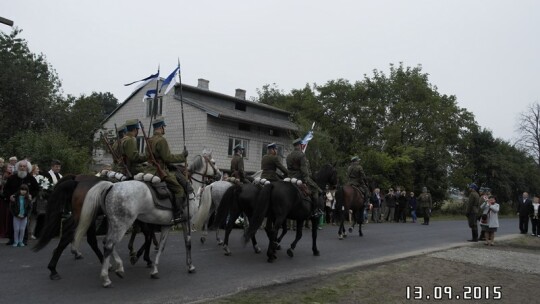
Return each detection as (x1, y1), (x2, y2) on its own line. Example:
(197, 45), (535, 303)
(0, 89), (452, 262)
(0, 28), (62, 139)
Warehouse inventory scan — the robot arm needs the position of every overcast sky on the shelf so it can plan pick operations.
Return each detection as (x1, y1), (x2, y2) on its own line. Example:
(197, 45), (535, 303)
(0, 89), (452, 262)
(2, 0), (539, 142)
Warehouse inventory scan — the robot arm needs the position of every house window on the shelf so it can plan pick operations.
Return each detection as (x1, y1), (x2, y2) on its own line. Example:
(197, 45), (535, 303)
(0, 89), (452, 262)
(268, 129), (281, 137)
(136, 136), (145, 154)
(146, 97), (163, 117)
(239, 123), (251, 132)
(262, 142), (284, 158)
(228, 137), (249, 158)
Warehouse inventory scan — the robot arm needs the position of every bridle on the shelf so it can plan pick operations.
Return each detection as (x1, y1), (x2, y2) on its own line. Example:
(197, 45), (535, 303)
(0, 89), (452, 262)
(188, 155), (218, 185)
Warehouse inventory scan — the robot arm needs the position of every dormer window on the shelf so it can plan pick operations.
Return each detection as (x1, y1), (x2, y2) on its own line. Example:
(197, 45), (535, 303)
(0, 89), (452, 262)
(235, 102), (246, 111)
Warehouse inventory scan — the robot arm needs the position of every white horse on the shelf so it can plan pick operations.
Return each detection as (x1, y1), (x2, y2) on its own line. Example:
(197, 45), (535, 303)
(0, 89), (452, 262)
(74, 154), (219, 287)
(193, 170), (261, 244)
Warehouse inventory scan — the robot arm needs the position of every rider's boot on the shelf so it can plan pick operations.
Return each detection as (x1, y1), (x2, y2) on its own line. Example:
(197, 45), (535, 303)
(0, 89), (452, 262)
(310, 194), (324, 219)
(176, 173), (195, 200)
(171, 196), (187, 224)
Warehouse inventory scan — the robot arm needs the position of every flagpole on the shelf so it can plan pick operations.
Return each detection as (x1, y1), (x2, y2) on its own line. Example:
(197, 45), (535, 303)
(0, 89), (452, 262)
(149, 65), (160, 136)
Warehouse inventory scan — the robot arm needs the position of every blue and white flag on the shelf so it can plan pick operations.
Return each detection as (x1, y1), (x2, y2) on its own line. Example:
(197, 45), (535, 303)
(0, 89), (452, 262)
(124, 71), (159, 86)
(160, 66), (180, 95)
(142, 89), (157, 103)
(301, 122), (315, 153)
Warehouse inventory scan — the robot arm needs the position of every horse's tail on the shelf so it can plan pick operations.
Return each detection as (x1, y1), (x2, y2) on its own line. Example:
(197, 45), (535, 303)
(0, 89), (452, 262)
(210, 184), (239, 230)
(334, 186), (346, 223)
(33, 176), (78, 252)
(244, 183), (273, 242)
(73, 181), (113, 250)
(192, 183), (212, 230)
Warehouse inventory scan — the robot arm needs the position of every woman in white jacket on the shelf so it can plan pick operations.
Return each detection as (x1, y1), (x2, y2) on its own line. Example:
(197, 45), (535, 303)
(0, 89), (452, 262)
(480, 195), (500, 246)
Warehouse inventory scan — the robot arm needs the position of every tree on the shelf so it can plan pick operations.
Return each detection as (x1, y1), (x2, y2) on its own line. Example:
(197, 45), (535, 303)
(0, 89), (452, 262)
(0, 28), (62, 139)
(517, 102), (540, 167)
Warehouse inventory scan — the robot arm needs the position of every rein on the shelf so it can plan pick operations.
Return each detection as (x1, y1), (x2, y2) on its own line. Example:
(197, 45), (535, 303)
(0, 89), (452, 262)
(189, 155), (217, 185)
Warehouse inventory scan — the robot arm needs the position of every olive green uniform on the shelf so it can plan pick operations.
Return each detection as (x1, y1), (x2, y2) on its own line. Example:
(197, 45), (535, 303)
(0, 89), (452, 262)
(286, 148), (319, 198)
(111, 138), (125, 172)
(466, 190), (480, 240)
(261, 154), (288, 181)
(417, 192), (433, 224)
(120, 134), (147, 176)
(146, 133), (186, 197)
(230, 154), (246, 182)
(347, 163), (368, 197)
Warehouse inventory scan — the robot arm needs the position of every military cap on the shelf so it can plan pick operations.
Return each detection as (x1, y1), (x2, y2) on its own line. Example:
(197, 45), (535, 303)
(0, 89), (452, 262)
(267, 143), (277, 149)
(152, 117), (167, 128)
(468, 183), (479, 191)
(234, 144), (244, 151)
(125, 119), (140, 130)
(117, 124), (126, 134)
(351, 156), (360, 162)
(292, 138), (303, 146)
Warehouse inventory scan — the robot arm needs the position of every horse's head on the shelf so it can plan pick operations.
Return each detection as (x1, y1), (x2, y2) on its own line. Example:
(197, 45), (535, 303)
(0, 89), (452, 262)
(188, 153), (221, 185)
(315, 163), (338, 190)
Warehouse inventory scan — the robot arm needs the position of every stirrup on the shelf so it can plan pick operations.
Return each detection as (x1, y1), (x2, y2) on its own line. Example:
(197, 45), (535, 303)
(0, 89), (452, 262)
(171, 215), (187, 224)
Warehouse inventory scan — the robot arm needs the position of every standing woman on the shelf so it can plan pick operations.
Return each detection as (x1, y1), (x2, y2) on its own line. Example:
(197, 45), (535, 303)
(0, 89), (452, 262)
(484, 195), (500, 246)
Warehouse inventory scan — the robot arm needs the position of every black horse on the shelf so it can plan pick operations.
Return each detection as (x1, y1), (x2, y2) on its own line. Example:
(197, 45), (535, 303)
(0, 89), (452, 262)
(244, 163), (337, 263)
(210, 183), (263, 256)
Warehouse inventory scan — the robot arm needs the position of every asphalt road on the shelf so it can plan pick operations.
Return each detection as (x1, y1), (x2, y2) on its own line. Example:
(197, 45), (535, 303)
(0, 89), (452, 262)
(0, 218), (519, 304)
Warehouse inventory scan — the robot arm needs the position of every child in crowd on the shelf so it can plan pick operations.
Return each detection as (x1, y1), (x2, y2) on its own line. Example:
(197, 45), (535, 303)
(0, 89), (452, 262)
(9, 184), (31, 247)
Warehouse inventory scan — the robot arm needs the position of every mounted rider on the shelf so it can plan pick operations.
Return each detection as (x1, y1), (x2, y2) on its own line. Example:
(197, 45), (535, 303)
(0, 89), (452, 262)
(111, 124), (126, 173)
(230, 144), (249, 183)
(145, 117), (190, 224)
(347, 156), (370, 204)
(260, 142), (288, 182)
(286, 138), (323, 218)
(120, 119), (147, 178)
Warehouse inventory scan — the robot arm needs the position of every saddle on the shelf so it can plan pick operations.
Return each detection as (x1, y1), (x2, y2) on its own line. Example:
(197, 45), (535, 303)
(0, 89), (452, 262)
(145, 182), (175, 210)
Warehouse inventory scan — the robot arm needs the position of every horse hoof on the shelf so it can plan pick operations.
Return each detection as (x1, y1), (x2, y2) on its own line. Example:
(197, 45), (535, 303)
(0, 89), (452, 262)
(338, 235), (343, 240)
(344, 234), (348, 238)
(102, 281), (113, 288)
(267, 258), (275, 263)
(146, 261), (153, 268)
(218, 240), (224, 246)
(50, 273), (62, 280)
(130, 256), (138, 265)
(313, 250), (320, 256)
(359, 232), (363, 237)
(348, 227), (353, 233)
(200, 237), (206, 244)
(75, 254), (84, 260)
(188, 265), (196, 273)
(115, 270), (124, 279)
(254, 246), (261, 254)
(224, 251), (232, 256)
(287, 248), (294, 257)
(151, 273), (159, 279)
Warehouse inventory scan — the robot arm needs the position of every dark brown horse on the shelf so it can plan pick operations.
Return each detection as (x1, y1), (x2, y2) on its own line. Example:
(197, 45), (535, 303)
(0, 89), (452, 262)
(33, 175), (104, 280)
(334, 185), (364, 239)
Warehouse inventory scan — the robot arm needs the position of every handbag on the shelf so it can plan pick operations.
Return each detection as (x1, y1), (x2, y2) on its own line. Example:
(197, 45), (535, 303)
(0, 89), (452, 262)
(480, 213), (488, 224)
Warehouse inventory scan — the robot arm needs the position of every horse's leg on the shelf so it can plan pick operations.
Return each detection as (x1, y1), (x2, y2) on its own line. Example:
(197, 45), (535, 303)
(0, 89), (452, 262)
(180, 221), (196, 273)
(287, 219), (304, 258)
(47, 225), (74, 280)
(311, 216), (320, 256)
(276, 221), (288, 248)
(141, 224), (154, 267)
(264, 219), (277, 263)
(86, 222), (104, 263)
(150, 226), (171, 278)
(222, 211), (238, 256)
(101, 221), (130, 288)
(152, 230), (159, 251)
(200, 219), (208, 244)
(128, 222), (139, 257)
(355, 210), (364, 237)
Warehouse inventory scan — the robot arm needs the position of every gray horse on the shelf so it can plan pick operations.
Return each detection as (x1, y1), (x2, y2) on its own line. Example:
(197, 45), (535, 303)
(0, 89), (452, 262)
(74, 154), (219, 287)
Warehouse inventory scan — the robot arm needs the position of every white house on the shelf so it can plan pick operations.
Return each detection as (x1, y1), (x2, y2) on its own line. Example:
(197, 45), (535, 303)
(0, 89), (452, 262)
(93, 78), (299, 174)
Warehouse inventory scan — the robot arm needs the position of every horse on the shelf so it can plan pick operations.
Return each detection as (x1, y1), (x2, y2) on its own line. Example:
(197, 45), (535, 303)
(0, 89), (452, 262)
(209, 182), (263, 256)
(74, 153), (219, 287)
(334, 184), (365, 239)
(193, 170), (262, 245)
(244, 163), (337, 263)
(33, 174), (104, 280)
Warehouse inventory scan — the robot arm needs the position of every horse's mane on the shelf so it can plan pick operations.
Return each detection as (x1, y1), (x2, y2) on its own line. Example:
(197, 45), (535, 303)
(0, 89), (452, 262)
(188, 155), (205, 173)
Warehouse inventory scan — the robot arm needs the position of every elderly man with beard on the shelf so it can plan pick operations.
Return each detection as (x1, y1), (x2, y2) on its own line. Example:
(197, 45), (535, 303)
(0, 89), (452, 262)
(4, 160), (39, 246)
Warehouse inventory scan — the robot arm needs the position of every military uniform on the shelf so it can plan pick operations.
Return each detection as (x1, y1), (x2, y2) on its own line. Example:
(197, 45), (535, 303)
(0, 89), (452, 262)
(261, 143), (288, 181)
(466, 184), (480, 241)
(286, 139), (320, 201)
(111, 124), (126, 172)
(146, 131), (186, 197)
(347, 157), (369, 199)
(417, 189), (432, 225)
(230, 144), (248, 183)
(121, 119), (147, 177)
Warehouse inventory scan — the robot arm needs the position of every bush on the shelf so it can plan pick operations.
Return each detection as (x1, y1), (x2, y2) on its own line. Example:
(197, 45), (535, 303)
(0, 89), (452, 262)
(439, 199), (465, 215)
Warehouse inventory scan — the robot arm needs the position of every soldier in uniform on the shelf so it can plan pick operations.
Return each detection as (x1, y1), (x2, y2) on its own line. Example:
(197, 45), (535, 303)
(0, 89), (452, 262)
(120, 119), (147, 178)
(111, 124), (126, 172)
(230, 144), (248, 183)
(145, 117), (189, 224)
(286, 138), (323, 218)
(465, 183), (480, 242)
(417, 187), (432, 225)
(260, 143), (288, 182)
(347, 156), (369, 204)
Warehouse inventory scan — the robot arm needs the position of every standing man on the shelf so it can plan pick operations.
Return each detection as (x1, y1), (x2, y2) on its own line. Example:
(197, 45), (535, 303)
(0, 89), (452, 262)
(43, 159), (63, 187)
(347, 156), (369, 205)
(384, 188), (396, 222)
(260, 143), (288, 182)
(418, 186), (433, 225)
(4, 160), (39, 246)
(121, 119), (147, 178)
(370, 188), (382, 223)
(465, 183), (480, 241)
(286, 138), (323, 218)
(230, 144), (248, 183)
(518, 192), (532, 234)
(111, 124), (126, 172)
(146, 117), (189, 224)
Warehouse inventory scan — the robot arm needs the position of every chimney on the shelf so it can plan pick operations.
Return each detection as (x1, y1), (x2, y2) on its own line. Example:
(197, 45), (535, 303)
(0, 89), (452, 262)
(197, 78), (209, 90)
(235, 89), (246, 100)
